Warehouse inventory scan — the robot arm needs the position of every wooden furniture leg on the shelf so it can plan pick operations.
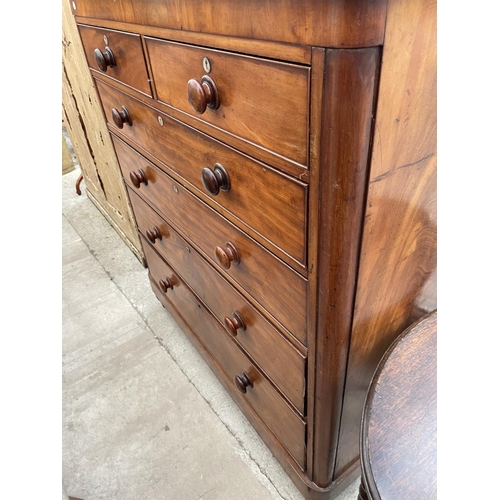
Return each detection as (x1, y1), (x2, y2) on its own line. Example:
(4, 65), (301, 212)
(75, 174), (84, 195)
(357, 477), (370, 500)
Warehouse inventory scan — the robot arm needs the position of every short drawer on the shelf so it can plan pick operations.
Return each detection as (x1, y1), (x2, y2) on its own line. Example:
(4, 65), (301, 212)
(97, 80), (307, 266)
(143, 237), (306, 469)
(113, 135), (307, 344)
(145, 38), (310, 166)
(134, 200), (306, 414)
(78, 24), (151, 96)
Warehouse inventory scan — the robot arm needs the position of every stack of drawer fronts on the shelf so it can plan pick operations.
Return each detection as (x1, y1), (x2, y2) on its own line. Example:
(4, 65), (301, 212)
(73, 1), (437, 498)
(78, 23), (310, 470)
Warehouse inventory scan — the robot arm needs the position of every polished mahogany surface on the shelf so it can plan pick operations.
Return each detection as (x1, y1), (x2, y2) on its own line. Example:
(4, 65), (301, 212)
(78, 24), (151, 95)
(72, 1), (437, 498)
(142, 235), (307, 469)
(360, 312), (437, 500)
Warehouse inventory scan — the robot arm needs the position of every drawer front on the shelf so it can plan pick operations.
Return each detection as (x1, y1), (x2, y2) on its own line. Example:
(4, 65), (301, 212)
(78, 24), (151, 96)
(113, 135), (307, 344)
(133, 194), (306, 414)
(143, 237), (306, 468)
(145, 38), (310, 166)
(97, 80), (308, 266)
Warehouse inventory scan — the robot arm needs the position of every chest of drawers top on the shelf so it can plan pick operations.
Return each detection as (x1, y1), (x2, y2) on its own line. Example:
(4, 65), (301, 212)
(72, 0), (388, 48)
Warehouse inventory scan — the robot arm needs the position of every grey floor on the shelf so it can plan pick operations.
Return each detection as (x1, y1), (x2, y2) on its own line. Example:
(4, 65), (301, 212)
(62, 167), (361, 500)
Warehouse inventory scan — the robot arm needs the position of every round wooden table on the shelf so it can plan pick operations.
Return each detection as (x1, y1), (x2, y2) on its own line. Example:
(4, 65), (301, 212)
(358, 311), (437, 500)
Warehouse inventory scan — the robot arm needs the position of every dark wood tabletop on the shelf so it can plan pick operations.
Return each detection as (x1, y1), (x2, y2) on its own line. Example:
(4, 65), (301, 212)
(359, 311), (437, 500)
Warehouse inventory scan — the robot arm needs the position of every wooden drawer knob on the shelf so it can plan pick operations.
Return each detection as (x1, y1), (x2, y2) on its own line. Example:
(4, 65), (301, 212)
(234, 372), (253, 394)
(94, 47), (116, 73)
(201, 163), (230, 196)
(158, 277), (174, 293)
(129, 168), (147, 189)
(111, 106), (132, 129)
(187, 75), (220, 114)
(215, 242), (240, 269)
(224, 311), (246, 336)
(146, 226), (162, 244)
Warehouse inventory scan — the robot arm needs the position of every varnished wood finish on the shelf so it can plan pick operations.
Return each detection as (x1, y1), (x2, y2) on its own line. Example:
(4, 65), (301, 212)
(90, 56), (309, 179)
(72, 0), (388, 48)
(150, 273), (362, 500)
(214, 243), (240, 270)
(76, 15), (312, 64)
(145, 226), (161, 244)
(146, 38), (310, 166)
(111, 105), (132, 128)
(71, 0), (437, 496)
(97, 80), (308, 266)
(75, 173), (84, 195)
(305, 46), (326, 475)
(143, 237), (307, 468)
(129, 168), (147, 189)
(112, 135), (308, 343)
(201, 164), (230, 197)
(224, 311), (246, 336)
(360, 312), (437, 500)
(158, 276), (174, 293)
(335, 0), (437, 478)
(312, 48), (380, 487)
(77, 24), (151, 95)
(234, 372), (253, 394)
(94, 46), (116, 72)
(187, 76), (220, 114)
(132, 194), (307, 414)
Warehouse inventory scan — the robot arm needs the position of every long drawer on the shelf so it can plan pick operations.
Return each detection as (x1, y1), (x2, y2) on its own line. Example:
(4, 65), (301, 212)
(113, 135), (307, 344)
(78, 24), (151, 96)
(143, 236), (306, 469)
(96, 79), (308, 267)
(132, 192), (306, 414)
(145, 37), (310, 166)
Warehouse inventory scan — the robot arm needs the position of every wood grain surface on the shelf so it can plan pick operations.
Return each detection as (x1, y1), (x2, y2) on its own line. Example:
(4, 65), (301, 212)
(146, 37), (310, 166)
(95, 79), (308, 267)
(360, 312), (437, 500)
(77, 24), (152, 95)
(62, 0), (143, 262)
(75, 49), (309, 178)
(143, 237), (307, 469)
(75, 15), (312, 64)
(335, 0), (437, 478)
(130, 189), (307, 414)
(71, 0), (388, 48)
(312, 47), (380, 487)
(113, 135), (308, 344)
(68, 0), (438, 496)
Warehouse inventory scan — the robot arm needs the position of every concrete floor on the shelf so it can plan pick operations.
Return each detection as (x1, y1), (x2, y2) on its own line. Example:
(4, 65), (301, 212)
(62, 167), (361, 500)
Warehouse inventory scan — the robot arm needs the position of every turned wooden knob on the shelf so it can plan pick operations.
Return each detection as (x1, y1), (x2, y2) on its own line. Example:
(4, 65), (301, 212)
(224, 311), (246, 336)
(146, 226), (162, 244)
(201, 163), (230, 196)
(215, 242), (240, 269)
(234, 372), (253, 394)
(129, 168), (147, 189)
(94, 47), (116, 72)
(187, 75), (220, 114)
(111, 106), (132, 129)
(158, 277), (174, 293)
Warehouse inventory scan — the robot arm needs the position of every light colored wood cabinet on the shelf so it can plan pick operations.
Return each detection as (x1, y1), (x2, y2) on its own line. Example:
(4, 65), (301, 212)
(62, 0), (144, 262)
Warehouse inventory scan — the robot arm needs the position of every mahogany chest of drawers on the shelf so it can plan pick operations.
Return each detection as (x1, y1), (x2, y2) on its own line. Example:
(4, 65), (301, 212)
(71, 1), (436, 497)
